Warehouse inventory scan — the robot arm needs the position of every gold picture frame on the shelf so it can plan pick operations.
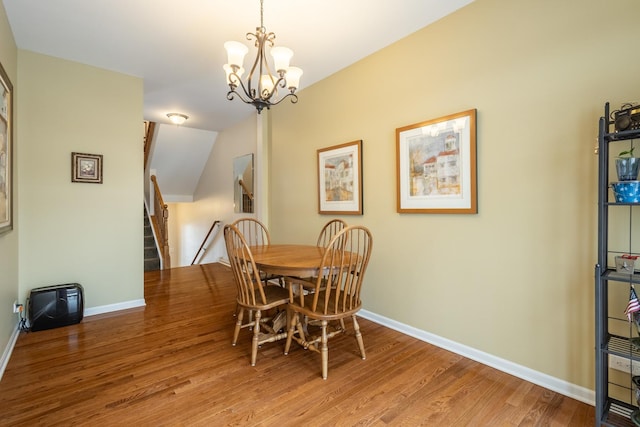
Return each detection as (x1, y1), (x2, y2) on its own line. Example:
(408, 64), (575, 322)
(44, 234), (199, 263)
(396, 109), (477, 214)
(317, 140), (363, 215)
(0, 61), (13, 234)
(72, 152), (103, 184)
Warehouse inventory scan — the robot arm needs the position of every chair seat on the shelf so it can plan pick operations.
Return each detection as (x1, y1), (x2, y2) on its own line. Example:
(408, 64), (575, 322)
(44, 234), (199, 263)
(291, 289), (361, 319)
(260, 284), (290, 307)
(237, 283), (289, 310)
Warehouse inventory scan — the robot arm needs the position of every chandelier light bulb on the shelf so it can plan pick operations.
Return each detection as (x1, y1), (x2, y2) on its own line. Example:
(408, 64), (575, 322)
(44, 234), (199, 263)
(260, 74), (276, 98)
(270, 46), (293, 73)
(224, 41), (249, 69)
(286, 67), (303, 91)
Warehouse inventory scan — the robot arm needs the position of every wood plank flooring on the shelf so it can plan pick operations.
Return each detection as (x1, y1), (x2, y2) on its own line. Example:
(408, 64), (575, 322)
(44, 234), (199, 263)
(0, 263), (594, 425)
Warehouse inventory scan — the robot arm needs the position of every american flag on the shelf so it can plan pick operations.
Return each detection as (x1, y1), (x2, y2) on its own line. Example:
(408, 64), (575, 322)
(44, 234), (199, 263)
(625, 287), (640, 321)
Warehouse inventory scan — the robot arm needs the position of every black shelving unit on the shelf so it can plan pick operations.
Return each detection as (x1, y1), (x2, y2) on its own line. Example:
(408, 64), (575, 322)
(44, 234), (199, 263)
(596, 102), (640, 426)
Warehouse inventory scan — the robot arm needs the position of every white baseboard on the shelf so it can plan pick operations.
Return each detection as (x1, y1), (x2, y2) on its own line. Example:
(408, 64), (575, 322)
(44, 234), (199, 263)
(84, 299), (146, 317)
(358, 309), (595, 406)
(0, 323), (20, 381)
(1, 299), (594, 405)
(0, 298), (146, 381)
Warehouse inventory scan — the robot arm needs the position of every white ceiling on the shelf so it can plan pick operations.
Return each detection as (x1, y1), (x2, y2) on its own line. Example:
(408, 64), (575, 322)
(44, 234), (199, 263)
(3, 0), (474, 200)
(2, 0), (475, 132)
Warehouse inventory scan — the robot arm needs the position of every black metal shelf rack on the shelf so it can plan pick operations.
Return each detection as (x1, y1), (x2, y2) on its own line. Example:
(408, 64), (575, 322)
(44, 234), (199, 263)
(596, 102), (640, 426)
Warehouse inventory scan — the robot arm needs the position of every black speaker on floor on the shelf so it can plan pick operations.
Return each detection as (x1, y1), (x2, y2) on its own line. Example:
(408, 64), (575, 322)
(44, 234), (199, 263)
(28, 283), (84, 332)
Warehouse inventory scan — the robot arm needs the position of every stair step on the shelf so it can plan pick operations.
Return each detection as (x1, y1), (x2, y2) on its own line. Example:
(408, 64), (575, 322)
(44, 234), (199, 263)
(144, 247), (159, 259)
(144, 206), (160, 272)
(144, 257), (160, 271)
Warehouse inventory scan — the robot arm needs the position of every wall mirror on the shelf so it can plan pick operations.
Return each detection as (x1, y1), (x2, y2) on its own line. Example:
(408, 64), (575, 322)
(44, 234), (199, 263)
(233, 153), (254, 213)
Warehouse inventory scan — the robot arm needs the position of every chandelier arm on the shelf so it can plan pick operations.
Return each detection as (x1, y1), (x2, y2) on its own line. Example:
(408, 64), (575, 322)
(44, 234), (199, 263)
(245, 30), (274, 99)
(259, 74), (286, 101)
(269, 92), (299, 107)
(227, 74), (256, 104)
(227, 88), (252, 104)
(244, 32), (261, 98)
(277, 74), (287, 89)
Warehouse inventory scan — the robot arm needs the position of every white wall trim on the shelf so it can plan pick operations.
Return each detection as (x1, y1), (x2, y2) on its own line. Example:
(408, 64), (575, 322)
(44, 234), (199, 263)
(0, 323), (20, 381)
(358, 309), (595, 406)
(84, 299), (146, 317)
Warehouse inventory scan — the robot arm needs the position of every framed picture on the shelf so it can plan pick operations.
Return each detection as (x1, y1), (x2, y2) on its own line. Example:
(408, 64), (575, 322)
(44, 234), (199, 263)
(396, 109), (477, 214)
(71, 152), (103, 184)
(0, 61), (13, 234)
(317, 140), (363, 215)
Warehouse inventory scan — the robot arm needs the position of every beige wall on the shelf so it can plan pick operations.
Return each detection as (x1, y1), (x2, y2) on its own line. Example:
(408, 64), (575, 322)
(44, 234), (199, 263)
(0, 1), (18, 365)
(170, 114), (257, 266)
(270, 0), (640, 391)
(17, 51), (144, 309)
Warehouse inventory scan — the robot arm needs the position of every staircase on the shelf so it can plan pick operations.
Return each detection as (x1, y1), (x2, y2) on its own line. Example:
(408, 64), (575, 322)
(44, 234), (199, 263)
(144, 208), (161, 271)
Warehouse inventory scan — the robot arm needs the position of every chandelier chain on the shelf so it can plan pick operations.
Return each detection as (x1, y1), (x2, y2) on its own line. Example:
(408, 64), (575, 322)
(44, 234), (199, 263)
(260, 0), (264, 29)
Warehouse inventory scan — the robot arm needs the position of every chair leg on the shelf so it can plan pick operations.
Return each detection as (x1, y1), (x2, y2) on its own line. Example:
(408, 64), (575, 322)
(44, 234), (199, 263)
(352, 315), (366, 360)
(284, 311), (295, 355)
(251, 310), (262, 366)
(321, 320), (328, 380)
(232, 307), (244, 346)
(295, 313), (308, 348)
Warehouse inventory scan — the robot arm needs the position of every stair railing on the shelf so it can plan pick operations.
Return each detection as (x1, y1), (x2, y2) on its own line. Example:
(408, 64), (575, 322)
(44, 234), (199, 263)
(238, 179), (254, 213)
(238, 179), (253, 200)
(150, 175), (170, 269)
(143, 121), (156, 171)
(191, 220), (221, 265)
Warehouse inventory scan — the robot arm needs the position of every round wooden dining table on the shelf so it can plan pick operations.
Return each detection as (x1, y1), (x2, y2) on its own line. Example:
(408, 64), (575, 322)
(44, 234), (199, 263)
(249, 244), (326, 277)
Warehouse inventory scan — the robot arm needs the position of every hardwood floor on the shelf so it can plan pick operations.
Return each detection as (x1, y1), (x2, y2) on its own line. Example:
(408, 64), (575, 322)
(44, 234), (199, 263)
(0, 263), (594, 425)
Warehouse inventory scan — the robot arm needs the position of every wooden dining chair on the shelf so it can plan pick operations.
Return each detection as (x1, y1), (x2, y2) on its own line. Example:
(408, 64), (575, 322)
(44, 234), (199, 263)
(231, 217), (283, 286)
(284, 225), (373, 379)
(223, 224), (290, 366)
(232, 218), (271, 246)
(316, 219), (347, 248)
(293, 219), (348, 291)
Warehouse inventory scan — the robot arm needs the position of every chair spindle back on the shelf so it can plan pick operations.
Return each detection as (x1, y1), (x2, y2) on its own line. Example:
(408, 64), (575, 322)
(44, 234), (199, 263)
(311, 225), (372, 315)
(316, 219), (347, 248)
(231, 218), (271, 247)
(224, 224), (267, 307)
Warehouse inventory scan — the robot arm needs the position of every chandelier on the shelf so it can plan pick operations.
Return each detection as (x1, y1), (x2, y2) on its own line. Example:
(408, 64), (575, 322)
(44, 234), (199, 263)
(223, 0), (302, 113)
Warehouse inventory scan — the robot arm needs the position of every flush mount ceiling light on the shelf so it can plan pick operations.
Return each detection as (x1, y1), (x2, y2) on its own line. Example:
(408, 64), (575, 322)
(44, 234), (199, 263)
(166, 113), (188, 125)
(223, 0), (303, 113)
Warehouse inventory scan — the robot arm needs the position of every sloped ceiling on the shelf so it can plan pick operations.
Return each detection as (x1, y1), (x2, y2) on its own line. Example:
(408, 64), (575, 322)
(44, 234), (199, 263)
(3, 0), (475, 199)
(3, 0), (475, 132)
(149, 125), (217, 202)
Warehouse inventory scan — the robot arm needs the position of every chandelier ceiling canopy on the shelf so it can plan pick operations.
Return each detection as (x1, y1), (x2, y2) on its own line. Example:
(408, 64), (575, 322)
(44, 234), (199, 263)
(223, 0), (303, 113)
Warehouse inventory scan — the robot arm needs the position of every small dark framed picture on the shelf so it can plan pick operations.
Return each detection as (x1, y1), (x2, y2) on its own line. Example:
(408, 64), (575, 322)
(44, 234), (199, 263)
(71, 152), (103, 184)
